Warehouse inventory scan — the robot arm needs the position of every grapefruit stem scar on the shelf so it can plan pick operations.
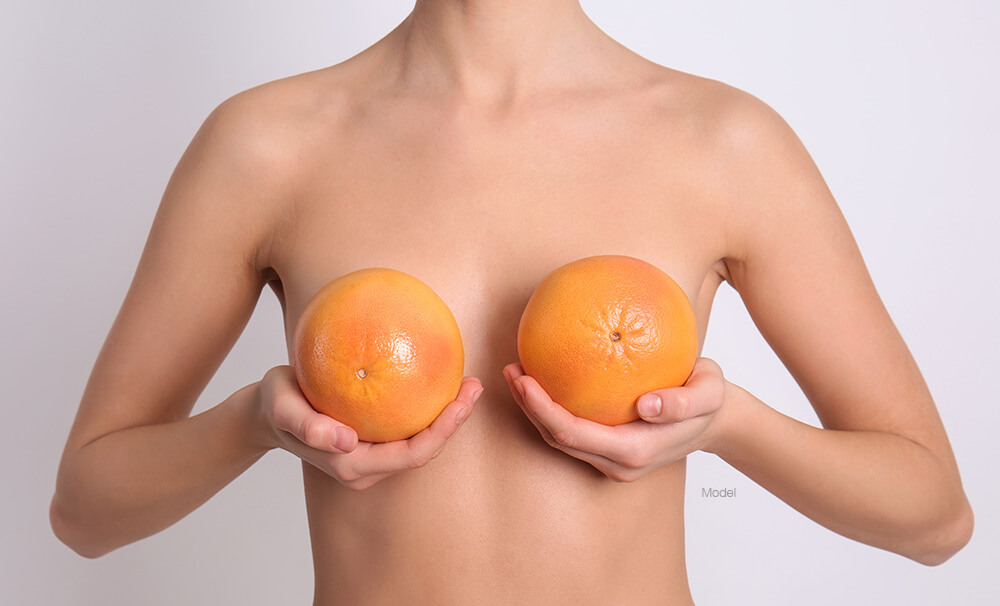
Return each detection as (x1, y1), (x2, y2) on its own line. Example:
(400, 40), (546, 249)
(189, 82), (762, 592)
(293, 268), (465, 442)
(517, 255), (697, 425)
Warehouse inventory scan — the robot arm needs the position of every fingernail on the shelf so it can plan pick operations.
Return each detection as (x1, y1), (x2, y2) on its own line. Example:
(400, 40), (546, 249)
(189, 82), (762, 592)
(472, 388), (484, 402)
(333, 426), (355, 451)
(515, 379), (526, 398)
(638, 394), (662, 418)
(456, 406), (471, 425)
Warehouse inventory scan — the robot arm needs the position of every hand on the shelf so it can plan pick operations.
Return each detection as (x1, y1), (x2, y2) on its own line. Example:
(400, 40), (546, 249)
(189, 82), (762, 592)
(503, 358), (726, 482)
(255, 366), (482, 490)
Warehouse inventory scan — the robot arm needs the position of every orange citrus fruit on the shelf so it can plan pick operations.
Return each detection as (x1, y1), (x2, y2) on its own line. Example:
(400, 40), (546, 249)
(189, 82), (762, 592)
(517, 255), (697, 425)
(293, 268), (464, 442)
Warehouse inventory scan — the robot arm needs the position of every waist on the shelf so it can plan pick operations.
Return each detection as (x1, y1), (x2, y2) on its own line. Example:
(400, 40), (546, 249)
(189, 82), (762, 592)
(302, 437), (691, 605)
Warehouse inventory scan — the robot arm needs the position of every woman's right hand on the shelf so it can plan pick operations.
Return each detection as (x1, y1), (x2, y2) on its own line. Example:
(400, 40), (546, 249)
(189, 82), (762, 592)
(254, 366), (482, 491)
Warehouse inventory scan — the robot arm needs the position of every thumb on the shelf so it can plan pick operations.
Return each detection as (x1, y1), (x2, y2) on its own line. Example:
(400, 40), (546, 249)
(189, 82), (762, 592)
(278, 405), (359, 454)
(636, 358), (724, 424)
(636, 390), (688, 424)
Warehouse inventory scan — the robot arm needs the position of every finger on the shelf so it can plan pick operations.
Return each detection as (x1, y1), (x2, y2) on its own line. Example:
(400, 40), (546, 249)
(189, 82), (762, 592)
(509, 375), (643, 477)
(402, 376), (482, 463)
(507, 367), (691, 480)
(505, 364), (552, 438)
(270, 387), (359, 454)
(514, 373), (643, 463)
(343, 377), (483, 478)
(637, 357), (725, 424)
(503, 364), (561, 441)
(504, 363), (560, 444)
(502, 363), (527, 407)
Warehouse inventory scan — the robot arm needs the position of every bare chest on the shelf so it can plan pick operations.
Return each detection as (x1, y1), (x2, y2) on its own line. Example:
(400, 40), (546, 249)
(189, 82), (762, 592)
(276, 98), (719, 601)
(271, 108), (727, 374)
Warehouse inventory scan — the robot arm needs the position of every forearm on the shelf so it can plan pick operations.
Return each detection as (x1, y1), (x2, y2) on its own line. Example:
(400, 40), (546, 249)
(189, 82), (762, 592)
(708, 383), (973, 565)
(51, 383), (272, 557)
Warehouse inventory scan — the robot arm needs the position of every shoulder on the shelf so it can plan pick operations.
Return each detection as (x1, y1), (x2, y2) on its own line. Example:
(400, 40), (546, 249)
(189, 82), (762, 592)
(189, 68), (354, 182)
(179, 66), (359, 198)
(643, 67), (837, 262)
(155, 67), (359, 272)
(639, 66), (805, 168)
(633, 65), (820, 203)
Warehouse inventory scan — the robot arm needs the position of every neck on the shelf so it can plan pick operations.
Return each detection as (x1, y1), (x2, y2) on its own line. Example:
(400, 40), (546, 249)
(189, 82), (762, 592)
(385, 0), (617, 105)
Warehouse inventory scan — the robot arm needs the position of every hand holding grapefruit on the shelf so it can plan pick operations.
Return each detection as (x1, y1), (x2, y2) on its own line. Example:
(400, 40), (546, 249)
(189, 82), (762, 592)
(293, 268), (465, 443)
(517, 255), (697, 425)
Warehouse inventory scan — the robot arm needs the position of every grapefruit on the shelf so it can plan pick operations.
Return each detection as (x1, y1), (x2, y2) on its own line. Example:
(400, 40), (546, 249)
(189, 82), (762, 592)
(517, 255), (697, 425)
(293, 268), (464, 442)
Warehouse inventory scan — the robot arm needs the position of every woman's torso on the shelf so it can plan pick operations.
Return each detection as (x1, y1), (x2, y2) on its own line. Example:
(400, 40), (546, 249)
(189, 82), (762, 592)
(260, 49), (735, 604)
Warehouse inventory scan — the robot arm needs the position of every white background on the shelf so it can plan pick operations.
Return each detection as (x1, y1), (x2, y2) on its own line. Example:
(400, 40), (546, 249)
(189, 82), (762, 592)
(2, 1), (998, 604)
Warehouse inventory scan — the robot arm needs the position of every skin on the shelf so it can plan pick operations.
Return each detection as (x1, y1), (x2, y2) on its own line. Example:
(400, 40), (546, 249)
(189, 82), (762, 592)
(51, 0), (973, 604)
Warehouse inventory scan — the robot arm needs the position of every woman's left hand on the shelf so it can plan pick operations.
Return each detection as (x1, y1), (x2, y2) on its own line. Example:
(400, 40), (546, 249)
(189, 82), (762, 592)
(503, 358), (727, 482)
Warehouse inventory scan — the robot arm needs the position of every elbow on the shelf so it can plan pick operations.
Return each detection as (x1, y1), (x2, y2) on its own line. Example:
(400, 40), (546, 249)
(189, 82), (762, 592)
(49, 495), (114, 559)
(906, 499), (974, 567)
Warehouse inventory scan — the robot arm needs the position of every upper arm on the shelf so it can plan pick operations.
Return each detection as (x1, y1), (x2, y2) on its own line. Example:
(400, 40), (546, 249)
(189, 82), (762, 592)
(67, 91), (292, 450)
(716, 92), (951, 455)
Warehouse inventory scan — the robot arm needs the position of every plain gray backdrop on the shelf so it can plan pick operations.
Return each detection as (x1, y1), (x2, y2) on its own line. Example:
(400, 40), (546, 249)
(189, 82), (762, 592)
(2, 1), (998, 604)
